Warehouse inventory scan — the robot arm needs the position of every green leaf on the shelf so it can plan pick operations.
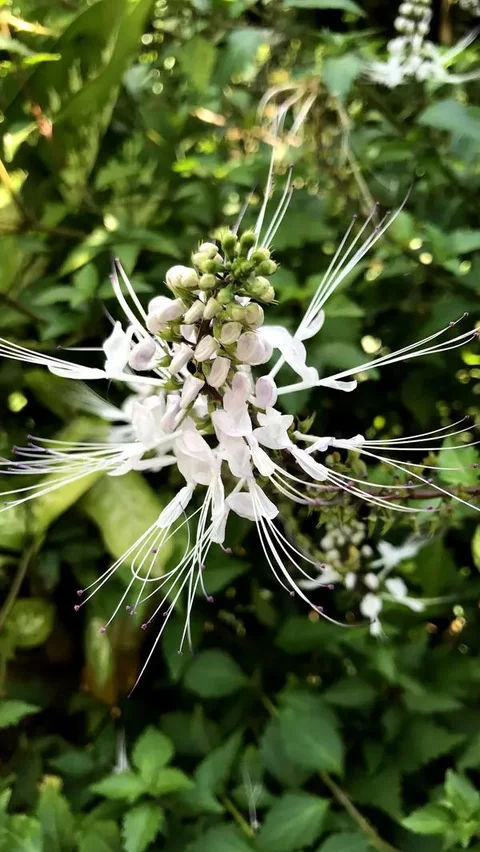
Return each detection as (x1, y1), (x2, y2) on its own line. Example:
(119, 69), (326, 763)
(283, 0), (365, 13)
(324, 677), (376, 708)
(459, 732), (480, 771)
(81, 471), (173, 570)
(186, 824), (254, 852)
(473, 526), (480, 571)
(402, 804), (451, 836)
(260, 719), (311, 787)
(91, 771), (146, 803)
(84, 616), (115, 692)
(257, 791), (329, 852)
(444, 770), (480, 818)
(419, 100), (480, 143)
(323, 54), (362, 101)
(195, 730), (243, 795)
(149, 767), (193, 795)
(122, 802), (164, 852)
(133, 727), (174, 779)
(278, 692), (344, 776)
(33, 418), (108, 534)
(184, 650), (248, 698)
(0, 699), (40, 729)
(36, 783), (75, 852)
(348, 766), (403, 819)
(438, 435), (479, 487)
(6, 598), (55, 649)
(396, 720), (465, 774)
(6, 814), (43, 852)
(179, 36), (216, 91)
(216, 28), (272, 84)
(78, 821), (122, 852)
(316, 834), (371, 852)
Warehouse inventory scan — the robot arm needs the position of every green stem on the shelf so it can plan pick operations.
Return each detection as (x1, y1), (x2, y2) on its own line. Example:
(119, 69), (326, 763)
(319, 771), (400, 852)
(0, 541), (37, 633)
(220, 795), (255, 839)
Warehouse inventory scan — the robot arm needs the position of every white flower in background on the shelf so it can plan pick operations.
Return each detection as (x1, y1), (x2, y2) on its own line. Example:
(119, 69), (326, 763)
(459, 0), (480, 16)
(0, 156), (478, 683)
(367, 0), (480, 87)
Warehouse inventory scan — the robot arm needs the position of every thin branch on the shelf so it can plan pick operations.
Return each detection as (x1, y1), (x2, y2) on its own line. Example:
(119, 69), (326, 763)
(220, 795), (256, 840)
(0, 540), (37, 633)
(319, 771), (400, 852)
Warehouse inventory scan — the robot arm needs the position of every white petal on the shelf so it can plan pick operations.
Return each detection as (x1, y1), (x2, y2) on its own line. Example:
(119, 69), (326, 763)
(297, 310), (325, 341)
(360, 593), (383, 621)
(318, 378), (357, 392)
(384, 577), (408, 600)
(157, 484), (195, 528)
(103, 322), (133, 375)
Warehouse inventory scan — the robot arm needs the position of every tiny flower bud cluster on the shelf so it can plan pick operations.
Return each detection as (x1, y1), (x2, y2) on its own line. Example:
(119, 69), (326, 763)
(143, 229), (279, 398)
(459, 0), (480, 14)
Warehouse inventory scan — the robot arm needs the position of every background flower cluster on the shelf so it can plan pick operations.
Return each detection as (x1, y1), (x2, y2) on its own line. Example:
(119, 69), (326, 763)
(0, 1), (479, 850)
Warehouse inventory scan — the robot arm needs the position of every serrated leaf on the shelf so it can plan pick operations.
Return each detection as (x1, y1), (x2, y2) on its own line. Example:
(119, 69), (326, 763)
(349, 766), (403, 819)
(78, 821), (122, 852)
(122, 802), (164, 852)
(323, 54), (362, 101)
(459, 732), (480, 771)
(179, 36), (216, 91)
(195, 730), (243, 795)
(278, 692), (344, 776)
(149, 767), (192, 795)
(316, 833), (371, 852)
(419, 100), (480, 142)
(402, 804), (450, 835)
(184, 650), (248, 698)
(438, 436), (479, 487)
(36, 784), (75, 852)
(91, 771), (146, 803)
(260, 719), (311, 788)
(257, 791), (329, 852)
(133, 727), (175, 783)
(0, 700), (40, 728)
(324, 677), (376, 708)
(396, 720), (465, 774)
(7, 814), (43, 852)
(186, 824), (254, 852)
(444, 770), (480, 818)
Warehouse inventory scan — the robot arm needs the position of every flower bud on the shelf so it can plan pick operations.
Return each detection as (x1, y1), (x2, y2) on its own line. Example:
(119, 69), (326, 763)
(254, 376), (277, 409)
(247, 277), (275, 302)
(147, 298), (185, 333)
(198, 242), (218, 258)
(250, 247), (271, 264)
(236, 332), (271, 365)
(205, 259), (222, 274)
(170, 343), (194, 375)
(244, 302), (264, 328)
(221, 230), (238, 258)
(183, 300), (205, 324)
(198, 273), (216, 290)
(165, 265), (199, 291)
(128, 337), (157, 371)
(217, 285), (234, 305)
(204, 297), (222, 320)
(224, 303), (245, 323)
(206, 356), (231, 389)
(194, 334), (218, 361)
(161, 393), (181, 432)
(238, 230), (256, 256)
(219, 321), (242, 346)
(256, 259), (277, 276)
(180, 375), (205, 408)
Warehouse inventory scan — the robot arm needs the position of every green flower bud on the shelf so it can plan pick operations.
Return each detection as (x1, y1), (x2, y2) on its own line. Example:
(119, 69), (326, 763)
(244, 302), (264, 328)
(217, 284), (234, 305)
(238, 230), (256, 256)
(204, 297), (222, 320)
(224, 303), (245, 323)
(248, 276), (276, 303)
(250, 247), (271, 264)
(256, 259), (278, 276)
(220, 230), (238, 259)
(205, 259), (222, 274)
(199, 274), (217, 290)
(192, 251), (210, 270)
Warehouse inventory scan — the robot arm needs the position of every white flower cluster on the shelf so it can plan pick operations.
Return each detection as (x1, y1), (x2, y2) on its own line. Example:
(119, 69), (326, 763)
(302, 536), (438, 636)
(0, 163), (478, 681)
(459, 0), (480, 16)
(367, 0), (480, 87)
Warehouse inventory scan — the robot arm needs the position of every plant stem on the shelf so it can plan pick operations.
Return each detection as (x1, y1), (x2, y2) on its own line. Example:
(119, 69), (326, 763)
(319, 772), (400, 852)
(220, 795), (255, 839)
(0, 541), (37, 633)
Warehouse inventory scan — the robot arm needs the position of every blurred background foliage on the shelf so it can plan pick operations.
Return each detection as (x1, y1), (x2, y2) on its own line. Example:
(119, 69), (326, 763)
(0, 0), (480, 849)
